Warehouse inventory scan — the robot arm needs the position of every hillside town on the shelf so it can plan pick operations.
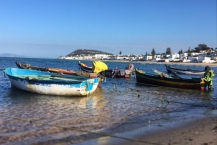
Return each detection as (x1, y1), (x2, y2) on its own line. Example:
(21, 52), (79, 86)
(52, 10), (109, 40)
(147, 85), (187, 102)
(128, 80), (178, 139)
(59, 44), (217, 63)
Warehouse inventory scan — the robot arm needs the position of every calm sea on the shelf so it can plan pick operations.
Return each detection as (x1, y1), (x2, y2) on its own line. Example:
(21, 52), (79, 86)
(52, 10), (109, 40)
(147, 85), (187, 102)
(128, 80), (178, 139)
(0, 57), (217, 145)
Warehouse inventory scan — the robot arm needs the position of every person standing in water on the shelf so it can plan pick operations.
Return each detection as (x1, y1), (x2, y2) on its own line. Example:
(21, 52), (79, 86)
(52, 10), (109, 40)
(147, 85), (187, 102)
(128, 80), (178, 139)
(203, 66), (215, 90)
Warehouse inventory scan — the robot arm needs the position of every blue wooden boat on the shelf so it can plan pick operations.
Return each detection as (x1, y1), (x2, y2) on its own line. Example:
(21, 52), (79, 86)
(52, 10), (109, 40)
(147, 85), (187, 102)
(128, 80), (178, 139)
(135, 69), (205, 90)
(4, 68), (100, 96)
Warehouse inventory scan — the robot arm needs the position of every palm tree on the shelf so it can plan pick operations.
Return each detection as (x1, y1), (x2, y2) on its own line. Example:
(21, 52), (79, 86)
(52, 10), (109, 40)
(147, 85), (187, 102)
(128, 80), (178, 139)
(119, 51), (122, 56)
(166, 47), (171, 54)
(151, 48), (155, 59)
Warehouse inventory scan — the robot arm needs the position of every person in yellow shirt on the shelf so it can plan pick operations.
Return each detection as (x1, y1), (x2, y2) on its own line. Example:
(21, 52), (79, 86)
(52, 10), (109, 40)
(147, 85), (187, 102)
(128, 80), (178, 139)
(203, 66), (215, 90)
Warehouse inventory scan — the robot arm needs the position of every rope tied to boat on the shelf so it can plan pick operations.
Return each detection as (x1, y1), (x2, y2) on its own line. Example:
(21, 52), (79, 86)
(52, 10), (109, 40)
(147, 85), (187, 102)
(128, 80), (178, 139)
(113, 82), (117, 90)
(112, 71), (118, 78)
(156, 98), (170, 109)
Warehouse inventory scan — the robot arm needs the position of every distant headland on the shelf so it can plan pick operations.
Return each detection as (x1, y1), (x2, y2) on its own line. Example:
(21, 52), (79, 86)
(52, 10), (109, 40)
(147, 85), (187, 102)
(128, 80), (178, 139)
(0, 53), (27, 58)
(65, 49), (113, 57)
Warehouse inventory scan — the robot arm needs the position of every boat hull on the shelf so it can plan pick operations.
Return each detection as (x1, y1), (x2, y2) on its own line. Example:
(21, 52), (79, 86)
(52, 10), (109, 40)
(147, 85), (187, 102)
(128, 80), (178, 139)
(135, 69), (205, 90)
(78, 61), (131, 78)
(4, 68), (99, 96)
(78, 61), (93, 73)
(15, 61), (98, 78)
(165, 65), (205, 75)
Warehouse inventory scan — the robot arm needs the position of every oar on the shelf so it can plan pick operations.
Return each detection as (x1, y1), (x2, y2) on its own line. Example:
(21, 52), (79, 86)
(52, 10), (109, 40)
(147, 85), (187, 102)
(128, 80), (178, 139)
(152, 69), (171, 78)
(152, 69), (162, 75)
(49, 76), (78, 81)
(112, 71), (118, 78)
(38, 75), (85, 81)
(169, 70), (182, 78)
(50, 74), (88, 79)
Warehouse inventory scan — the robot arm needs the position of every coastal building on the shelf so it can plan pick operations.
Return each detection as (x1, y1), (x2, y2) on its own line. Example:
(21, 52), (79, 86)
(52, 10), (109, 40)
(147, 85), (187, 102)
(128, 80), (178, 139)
(130, 55), (143, 61)
(60, 54), (112, 60)
(58, 47), (217, 63)
(143, 54), (152, 61)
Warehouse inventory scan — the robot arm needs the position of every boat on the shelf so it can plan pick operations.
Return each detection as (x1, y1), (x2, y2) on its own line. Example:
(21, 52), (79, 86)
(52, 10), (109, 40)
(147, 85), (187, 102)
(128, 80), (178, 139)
(135, 69), (205, 90)
(4, 68), (100, 96)
(78, 61), (134, 78)
(78, 61), (93, 73)
(15, 61), (98, 78)
(165, 65), (205, 75)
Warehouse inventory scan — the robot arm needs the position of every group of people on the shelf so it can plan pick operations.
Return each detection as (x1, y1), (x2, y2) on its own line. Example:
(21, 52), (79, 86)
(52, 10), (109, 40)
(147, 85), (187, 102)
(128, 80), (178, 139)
(203, 66), (215, 90)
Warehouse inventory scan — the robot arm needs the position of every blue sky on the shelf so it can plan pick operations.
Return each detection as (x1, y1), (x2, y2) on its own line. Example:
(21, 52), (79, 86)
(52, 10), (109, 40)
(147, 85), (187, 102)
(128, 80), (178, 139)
(0, 0), (216, 58)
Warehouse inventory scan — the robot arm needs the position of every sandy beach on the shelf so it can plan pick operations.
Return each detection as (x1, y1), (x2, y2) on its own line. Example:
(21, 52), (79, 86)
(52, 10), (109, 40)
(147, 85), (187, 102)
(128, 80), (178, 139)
(75, 113), (217, 145)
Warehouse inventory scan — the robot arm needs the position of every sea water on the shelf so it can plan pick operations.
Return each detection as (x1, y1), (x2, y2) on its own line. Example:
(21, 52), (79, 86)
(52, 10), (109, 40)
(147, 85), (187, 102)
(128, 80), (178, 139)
(0, 57), (216, 145)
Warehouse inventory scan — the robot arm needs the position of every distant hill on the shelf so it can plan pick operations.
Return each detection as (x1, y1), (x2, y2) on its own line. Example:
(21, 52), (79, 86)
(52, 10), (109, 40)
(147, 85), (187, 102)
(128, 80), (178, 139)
(66, 49), (113, 57)
(0, 53), (27, 58)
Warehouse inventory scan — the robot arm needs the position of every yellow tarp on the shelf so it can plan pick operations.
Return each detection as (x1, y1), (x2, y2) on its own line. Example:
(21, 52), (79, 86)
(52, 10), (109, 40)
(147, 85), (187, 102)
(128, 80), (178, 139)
(92, 61), (108, 73)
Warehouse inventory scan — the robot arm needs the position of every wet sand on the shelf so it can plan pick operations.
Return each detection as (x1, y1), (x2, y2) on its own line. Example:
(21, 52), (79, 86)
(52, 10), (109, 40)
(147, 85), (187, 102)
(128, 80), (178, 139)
(75, 114), (217, 145)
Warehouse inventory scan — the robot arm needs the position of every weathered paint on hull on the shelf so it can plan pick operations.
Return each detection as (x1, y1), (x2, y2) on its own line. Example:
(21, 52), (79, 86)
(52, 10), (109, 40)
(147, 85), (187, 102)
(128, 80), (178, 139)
(4, 68), (99, 96)
(8, 77), (99, 96)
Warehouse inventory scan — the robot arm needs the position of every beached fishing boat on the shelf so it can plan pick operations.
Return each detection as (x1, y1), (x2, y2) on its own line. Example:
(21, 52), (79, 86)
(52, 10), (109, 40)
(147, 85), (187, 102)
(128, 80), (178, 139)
(165, 65), (205, 75)
(78, 61), (134, 78)
(15, 61), (98, 78)
(135, 69), (205, 90)
(78, 61), (93, 73)
(4, 68), (100, 96)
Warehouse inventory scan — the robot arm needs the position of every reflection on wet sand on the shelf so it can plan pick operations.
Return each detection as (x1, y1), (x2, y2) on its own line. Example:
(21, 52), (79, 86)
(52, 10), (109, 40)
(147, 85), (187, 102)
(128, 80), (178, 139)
(0, 87), (112, 144)
(79, 88), (106, 109)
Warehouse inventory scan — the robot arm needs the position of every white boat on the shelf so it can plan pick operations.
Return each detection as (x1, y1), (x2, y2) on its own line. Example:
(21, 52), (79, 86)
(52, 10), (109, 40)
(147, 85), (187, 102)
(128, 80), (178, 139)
(4, 68), (100, 96)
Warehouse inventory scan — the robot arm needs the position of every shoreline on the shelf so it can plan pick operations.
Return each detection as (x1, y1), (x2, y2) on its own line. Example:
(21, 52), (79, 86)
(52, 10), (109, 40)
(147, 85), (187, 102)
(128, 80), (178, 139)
(103, 60), (217, 67)
(75, 112), (217, 145)
(76, 59), (217, 67)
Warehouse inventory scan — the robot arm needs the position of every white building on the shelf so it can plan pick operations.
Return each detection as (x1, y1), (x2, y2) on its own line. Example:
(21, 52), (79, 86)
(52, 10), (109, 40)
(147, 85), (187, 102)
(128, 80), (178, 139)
(59, 54), (112, 60)
(143, 55), (152, 61)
